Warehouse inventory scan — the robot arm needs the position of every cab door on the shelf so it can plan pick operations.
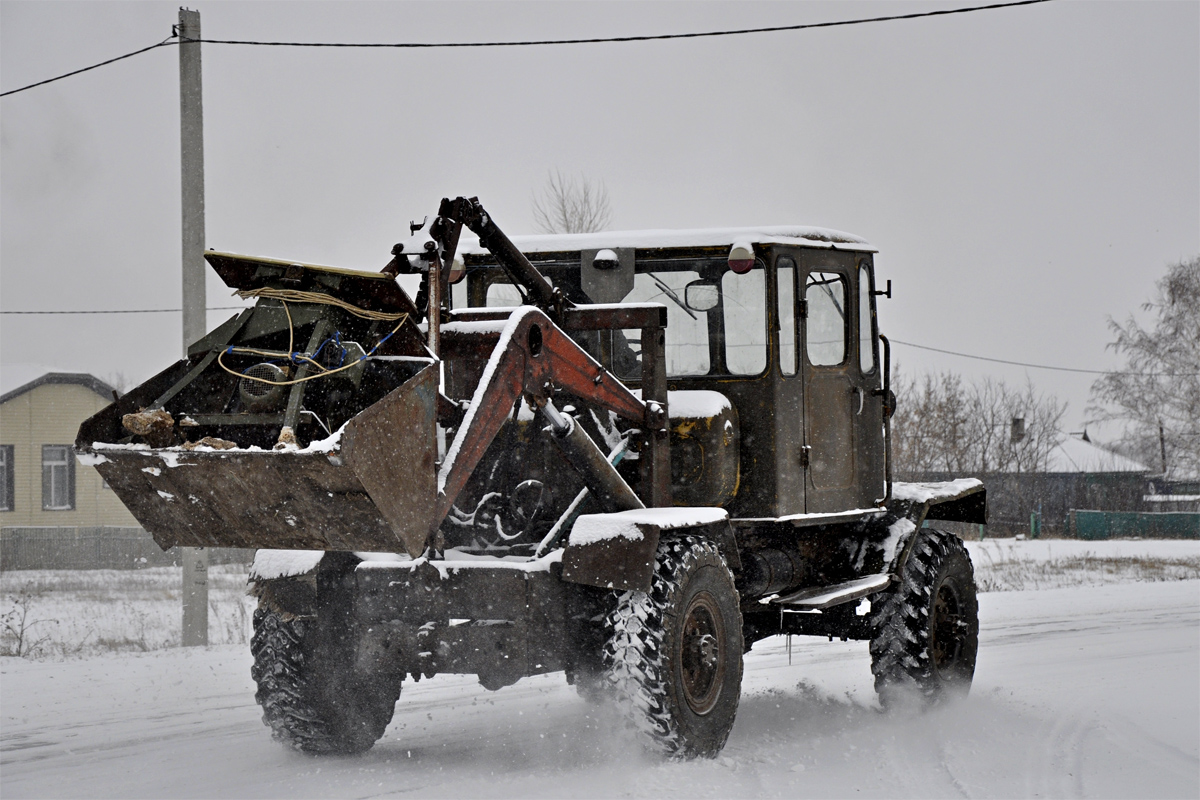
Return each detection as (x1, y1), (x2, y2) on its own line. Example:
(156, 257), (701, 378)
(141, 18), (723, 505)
(799, 251), (864, 513)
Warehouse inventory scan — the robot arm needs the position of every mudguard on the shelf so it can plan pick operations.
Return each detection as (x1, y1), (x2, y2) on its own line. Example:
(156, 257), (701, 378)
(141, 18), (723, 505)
(560, 507), (739, 592)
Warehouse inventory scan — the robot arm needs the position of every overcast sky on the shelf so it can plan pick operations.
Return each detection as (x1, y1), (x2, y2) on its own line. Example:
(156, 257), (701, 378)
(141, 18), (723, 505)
(2, 1), (1197, 437)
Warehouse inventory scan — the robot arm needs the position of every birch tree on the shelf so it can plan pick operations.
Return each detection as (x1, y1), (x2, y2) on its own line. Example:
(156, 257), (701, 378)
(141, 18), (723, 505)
(1089, 257), (1200, 479)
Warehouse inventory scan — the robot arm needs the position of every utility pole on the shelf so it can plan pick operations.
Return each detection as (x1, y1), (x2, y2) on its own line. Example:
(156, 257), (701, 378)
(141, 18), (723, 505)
(178, 6), (208, 647)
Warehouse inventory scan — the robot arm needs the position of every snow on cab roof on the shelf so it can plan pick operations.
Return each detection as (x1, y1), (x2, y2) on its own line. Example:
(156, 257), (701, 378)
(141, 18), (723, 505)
(457, 225), (874, 256)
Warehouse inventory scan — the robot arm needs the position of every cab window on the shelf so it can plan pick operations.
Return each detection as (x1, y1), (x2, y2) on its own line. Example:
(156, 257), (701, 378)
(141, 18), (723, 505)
(858, 264), (876, 373)
(805, 271), (847, 366)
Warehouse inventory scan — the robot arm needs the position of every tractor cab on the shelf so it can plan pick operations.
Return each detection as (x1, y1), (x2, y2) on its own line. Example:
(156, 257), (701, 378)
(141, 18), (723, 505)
(454, 226), (890, 518)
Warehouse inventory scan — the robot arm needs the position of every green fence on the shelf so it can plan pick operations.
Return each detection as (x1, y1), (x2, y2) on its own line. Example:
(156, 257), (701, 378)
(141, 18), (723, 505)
(1069, 510), (1200, 540)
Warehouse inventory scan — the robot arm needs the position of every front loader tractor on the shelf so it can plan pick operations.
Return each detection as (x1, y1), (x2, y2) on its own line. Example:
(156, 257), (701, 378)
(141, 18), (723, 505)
(77, 196), (986, 758)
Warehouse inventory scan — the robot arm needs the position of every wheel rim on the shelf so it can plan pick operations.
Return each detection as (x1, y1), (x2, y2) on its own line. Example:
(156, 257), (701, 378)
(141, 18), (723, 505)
(679, 591), (725, 715)
(931, 581), (965, 673)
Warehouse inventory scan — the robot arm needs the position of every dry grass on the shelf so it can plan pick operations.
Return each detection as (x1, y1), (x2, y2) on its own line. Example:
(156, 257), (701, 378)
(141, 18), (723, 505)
(971, 549), (1200, 592)
(0, 564), (254, 659)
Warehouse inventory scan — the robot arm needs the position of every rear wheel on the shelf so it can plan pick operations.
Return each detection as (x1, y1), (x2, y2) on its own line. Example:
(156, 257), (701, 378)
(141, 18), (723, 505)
(251, 583), (400, 754)
(869, 528), (978, 708)
(603, 535), (743, 758)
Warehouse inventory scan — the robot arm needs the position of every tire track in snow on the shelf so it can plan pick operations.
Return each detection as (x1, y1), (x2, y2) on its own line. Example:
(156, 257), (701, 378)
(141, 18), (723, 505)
(1021, 698), (1096, 799)
(936, 739), (975, 799)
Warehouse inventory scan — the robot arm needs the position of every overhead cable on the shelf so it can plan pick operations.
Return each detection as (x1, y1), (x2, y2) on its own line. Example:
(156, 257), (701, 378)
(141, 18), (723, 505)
(4, 305), (1189, 378)
(0, 306), (247, 315)
(195, 1), (1053, 48)
(2, 0), (1053, 97)
(890, 338), (1198, 378)
(0, 35), (176, 97)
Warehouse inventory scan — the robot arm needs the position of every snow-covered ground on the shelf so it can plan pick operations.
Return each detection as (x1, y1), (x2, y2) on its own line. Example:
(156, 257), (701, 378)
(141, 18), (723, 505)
(2, 538), (1196, 659)
(965, 537), (1200, 591)
(0, 564), (254, 658)
(2, 541), (1198, 798)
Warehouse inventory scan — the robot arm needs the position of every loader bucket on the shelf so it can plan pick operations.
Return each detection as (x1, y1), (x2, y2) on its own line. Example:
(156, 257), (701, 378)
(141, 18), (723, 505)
(77, 359), (440, 557)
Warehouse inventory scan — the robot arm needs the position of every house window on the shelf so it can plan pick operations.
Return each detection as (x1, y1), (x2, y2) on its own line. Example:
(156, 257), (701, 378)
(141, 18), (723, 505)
(0, 445), (12, 511)
(42, 445), (75, 511)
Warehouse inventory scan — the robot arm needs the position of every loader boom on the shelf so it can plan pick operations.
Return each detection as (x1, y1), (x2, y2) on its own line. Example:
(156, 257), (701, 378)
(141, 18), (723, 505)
(434, 305), (652, 528)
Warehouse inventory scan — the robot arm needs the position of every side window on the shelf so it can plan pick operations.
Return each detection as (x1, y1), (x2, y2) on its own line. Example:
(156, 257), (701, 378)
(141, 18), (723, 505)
(777, 258), (797, 376)
(859, 264), (876, 373)
(451, 275), (470, 310)
(0, 445), (12, 511)
(485, 281), (524, 307)
(805, 271), (847, 366)
(42, 444), (75, 511)
(722, 268), (767, 375)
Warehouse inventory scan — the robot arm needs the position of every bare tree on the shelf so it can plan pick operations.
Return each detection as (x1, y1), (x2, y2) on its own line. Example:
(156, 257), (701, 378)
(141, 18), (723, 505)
(893, 371), (1066, 477)
(892, 370), (971, 473)
(531, 170), (612, 234)
(103, 371), (131, 397)
(1089, 256), (1200, 479)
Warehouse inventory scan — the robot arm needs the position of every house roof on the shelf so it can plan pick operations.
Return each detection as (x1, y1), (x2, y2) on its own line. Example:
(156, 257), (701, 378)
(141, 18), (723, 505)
(1045, 434), (1150, 474)
(0, 371), (117, 406)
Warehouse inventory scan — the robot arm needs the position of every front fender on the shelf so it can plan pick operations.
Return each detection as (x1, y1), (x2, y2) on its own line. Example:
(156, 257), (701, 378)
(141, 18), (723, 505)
(248, 549), (327, 617)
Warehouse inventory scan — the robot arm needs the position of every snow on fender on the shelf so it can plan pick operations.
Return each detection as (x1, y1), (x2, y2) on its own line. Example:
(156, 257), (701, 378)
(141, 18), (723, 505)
(561, 507), (731, 593)
(250, 549), (326, 582)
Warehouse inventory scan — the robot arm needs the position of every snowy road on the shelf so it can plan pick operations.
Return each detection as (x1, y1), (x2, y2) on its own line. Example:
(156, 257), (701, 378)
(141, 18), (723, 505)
(3, 580), (1197, 799)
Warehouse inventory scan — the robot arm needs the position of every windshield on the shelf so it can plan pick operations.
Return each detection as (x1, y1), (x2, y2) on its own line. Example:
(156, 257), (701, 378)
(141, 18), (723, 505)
(473, 256), (767, 379)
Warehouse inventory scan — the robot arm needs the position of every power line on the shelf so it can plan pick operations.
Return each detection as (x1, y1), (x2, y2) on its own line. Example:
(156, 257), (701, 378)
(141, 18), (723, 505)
(5, 306), (1190, 378)
(1, 0), (1053, 97)
(0, 35), (177, 98)
(890, 338), (1198, 377)
(1, 306), (247, 315)
(197, 1), (1053, 48)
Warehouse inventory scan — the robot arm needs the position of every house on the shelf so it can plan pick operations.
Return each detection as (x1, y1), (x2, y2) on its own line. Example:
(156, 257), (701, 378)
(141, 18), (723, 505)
(1145, 477), (1200, 513)
(904, 433), (1152, 537)
(0, 370), (137, 527)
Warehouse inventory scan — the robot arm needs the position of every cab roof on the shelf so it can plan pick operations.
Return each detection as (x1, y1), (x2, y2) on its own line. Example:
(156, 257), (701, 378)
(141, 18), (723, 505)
(457, 225), (874, 257)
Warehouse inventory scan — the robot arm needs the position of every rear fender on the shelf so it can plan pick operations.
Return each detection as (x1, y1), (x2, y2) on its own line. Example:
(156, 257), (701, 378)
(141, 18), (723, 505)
(560, 508), (738, 592)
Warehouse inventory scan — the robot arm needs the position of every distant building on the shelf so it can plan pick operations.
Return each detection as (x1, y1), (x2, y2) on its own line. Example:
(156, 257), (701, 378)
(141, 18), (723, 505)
(904, 433), (1152, 537)
(1144, 477), (1200, 513)
(0, 372), (137, 527)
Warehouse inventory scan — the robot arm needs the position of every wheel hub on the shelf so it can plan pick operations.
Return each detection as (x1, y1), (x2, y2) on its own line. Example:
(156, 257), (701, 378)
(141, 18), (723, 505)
(680, 591), (725, 715)
(931, 582), (964, 672)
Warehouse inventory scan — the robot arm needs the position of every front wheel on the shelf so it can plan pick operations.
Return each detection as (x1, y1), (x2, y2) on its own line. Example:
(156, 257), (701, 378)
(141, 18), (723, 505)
(869, 528), (979, 708)
(251, 590), (401, 754)
(602, 535), (743, 759)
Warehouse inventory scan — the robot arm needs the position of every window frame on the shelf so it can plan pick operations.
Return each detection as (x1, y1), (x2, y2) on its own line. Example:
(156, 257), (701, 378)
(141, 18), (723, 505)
(42, 444), (75, 511)
(719, 263), (769, 377)
(775, 256), (798, 377)
(857, 260), (879, 376)
(804, 270), (850, 368)
(0, 445), (12, 512)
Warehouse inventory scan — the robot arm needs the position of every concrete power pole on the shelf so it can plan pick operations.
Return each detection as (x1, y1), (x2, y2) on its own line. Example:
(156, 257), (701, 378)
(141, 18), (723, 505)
(178, 6), (209, 647)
